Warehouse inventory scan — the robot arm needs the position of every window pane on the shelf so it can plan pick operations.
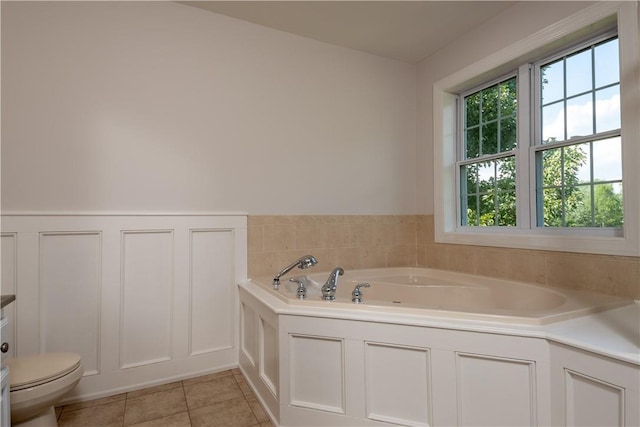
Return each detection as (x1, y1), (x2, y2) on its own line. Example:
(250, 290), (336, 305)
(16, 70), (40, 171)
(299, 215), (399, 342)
(496, 191), (516, 226)
(541, 60), (564, 104)
(500, 117), (517, 151)
(477, 161), (494, 191)
(542, 147), (563, 187)
(566, 93), (593, 138)
(565, 143), (590, 185)
(466, 127), (480, 159)
(465, 92), (480, 127)
(481, 121), (498, 155)
(539, 144), (589, 228)
(465, 194), (478, 226)
(464, 163), (479, 193)
(542, 101), (564, 143)
(566, 185), (592, 227)
(593, 183), (623, 227)
(562, 145), (589, 188)
(537, 139), (622, 229)
(593, 137), (622, 182)
(460, 159), (517, 227)
(566, 48), (592, 97)
(595, 85), (620, 133)
(497, 156), (516, 192)
(500, 79), (517, 117)
(482, 85), (499, 122)
(542, 188), (564, 227)
(595, 38), (619, 88)
(478, 193), (496, 226)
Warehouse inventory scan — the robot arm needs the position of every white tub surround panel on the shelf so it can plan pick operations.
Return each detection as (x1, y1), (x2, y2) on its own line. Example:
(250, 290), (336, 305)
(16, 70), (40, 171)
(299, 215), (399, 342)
(551, 344), (640, 427)
(0, 214), (247, 402)
(238, 273), (639, 426)
(239, 285), (280, 422)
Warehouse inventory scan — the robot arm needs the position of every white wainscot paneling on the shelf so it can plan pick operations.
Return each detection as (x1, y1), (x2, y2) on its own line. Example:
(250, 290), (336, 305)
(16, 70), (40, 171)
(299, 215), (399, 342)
(40, 232), (101, 375)
(0, 234), (17, 359)
(1, 214), (247, 402)
(260, 316), (278, 397)
(189, 229), (234, 355)
(241, 302), (257, 368)
(565, 369), (625, 427)
(456, 352), (537, 427)
(289, 334), (345, 414)
(120, 230), (173, 369)
(365, 342), (432, 427)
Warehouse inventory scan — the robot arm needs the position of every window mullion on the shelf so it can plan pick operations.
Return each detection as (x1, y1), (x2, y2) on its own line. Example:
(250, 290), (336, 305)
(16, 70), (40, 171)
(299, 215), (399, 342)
(516, 63), (532, 230)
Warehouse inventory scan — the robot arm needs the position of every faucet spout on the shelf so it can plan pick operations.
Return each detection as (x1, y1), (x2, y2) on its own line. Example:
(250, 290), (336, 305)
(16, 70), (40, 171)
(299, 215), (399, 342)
(321, 267), (344, 301)
(272, 255), (318, 289)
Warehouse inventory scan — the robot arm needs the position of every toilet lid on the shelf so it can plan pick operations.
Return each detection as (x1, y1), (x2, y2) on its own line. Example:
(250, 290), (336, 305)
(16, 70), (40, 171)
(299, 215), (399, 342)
(7, 352), (82, 389)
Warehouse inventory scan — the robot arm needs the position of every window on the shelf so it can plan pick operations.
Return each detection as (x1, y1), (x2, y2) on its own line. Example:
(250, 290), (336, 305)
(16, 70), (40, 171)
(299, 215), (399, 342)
(434, 2), (640, 256)
(457, 36), (622, 231)
(460, 77), (518, 227)
(535, 37), (622, 229)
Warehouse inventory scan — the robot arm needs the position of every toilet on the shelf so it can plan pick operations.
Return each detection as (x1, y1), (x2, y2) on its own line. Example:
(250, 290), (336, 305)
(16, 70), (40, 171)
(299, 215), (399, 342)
(7, 353), (83, 427)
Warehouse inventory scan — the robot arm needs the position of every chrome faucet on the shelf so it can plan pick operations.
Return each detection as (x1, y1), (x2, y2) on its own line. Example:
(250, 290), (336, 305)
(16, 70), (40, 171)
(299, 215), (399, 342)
(351, 283), (370, 303)
(321, 267), (344, 301)
(272, 255), (318, 289)
(289, 277), (307, 300)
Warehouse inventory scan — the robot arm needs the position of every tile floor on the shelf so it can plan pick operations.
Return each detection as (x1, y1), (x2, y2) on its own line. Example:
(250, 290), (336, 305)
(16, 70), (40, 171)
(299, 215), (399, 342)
(55, 369), (274, 427)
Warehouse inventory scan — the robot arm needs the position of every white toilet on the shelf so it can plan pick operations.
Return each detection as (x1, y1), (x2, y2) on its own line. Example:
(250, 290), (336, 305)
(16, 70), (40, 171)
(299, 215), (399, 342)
(7, 352), (83, 427)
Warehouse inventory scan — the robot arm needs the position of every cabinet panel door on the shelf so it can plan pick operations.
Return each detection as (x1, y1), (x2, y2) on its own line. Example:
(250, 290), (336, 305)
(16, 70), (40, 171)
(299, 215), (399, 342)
(456, 352), (537, 426)
(365, 342), (432, 426)
(551, 344), (639, 427)
(565, 369), (624, 427)
(289, 334), (345, 414)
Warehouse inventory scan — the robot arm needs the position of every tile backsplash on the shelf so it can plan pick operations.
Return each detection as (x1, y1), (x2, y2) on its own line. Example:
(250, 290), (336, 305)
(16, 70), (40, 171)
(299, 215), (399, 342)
(248, 215), (640, 299)
(248, 215), (417, 278)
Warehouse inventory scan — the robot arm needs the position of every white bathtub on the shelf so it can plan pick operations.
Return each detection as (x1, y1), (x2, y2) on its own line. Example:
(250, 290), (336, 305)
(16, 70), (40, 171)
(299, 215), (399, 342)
(251, 267), (633, 325)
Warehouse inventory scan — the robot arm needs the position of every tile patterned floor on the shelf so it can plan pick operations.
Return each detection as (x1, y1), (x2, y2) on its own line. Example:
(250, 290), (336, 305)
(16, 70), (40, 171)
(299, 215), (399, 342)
(55, 369), (274, 427)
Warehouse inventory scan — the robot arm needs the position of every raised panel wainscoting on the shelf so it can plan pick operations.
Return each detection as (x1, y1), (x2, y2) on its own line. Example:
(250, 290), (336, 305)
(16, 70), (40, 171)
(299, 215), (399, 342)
(0, 214), (247, 403)
(238, 280), (639, 427)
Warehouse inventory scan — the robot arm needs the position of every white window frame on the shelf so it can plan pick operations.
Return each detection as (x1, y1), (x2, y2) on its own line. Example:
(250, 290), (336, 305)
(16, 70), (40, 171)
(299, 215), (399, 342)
(433, 2), (640, 256)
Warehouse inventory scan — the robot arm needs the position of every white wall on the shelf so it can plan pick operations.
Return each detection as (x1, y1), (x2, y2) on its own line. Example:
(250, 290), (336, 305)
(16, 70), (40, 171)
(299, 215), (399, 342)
(416, 1), (599, 214)
(1, 1), (417, 215)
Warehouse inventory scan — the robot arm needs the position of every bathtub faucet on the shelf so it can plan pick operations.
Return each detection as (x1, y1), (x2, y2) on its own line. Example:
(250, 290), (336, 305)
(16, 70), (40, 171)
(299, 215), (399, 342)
(273, 255), (318, 290)
(321, 267), (344, 301)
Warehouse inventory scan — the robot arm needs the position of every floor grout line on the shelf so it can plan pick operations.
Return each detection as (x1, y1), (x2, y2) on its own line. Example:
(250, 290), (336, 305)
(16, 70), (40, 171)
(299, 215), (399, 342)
(56, 369), (272, 427)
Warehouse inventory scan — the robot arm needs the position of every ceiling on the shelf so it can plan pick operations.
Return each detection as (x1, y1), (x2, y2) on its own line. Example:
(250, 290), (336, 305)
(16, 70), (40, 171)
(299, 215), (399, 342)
(180, 1), (517, 63)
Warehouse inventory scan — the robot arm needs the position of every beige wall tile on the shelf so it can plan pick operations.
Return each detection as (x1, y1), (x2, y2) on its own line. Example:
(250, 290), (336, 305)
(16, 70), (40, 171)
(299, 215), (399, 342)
(475, 247), (509, 279)
(545, 253), (597, 292)
(323, 222), (351, 248)
(447, 245), (477, 274)
(507, 249), (546, 285)
(589, 255), (640, 299)
(247, 214), (639, 299)
(295, 225), (324, 249)
(350, 223), (373, 247)
(263, 225), (295, 251)
(247, 225), (264, 253)
(425, 243), (448, 270)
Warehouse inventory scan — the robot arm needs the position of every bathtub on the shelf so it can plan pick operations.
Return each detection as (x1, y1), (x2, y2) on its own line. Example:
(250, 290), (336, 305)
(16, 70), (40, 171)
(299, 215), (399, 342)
(250, 267), (633, 325)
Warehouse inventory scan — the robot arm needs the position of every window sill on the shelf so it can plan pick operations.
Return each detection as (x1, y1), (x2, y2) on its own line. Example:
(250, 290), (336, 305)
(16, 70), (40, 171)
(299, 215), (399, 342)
(435, 225), (639, 257)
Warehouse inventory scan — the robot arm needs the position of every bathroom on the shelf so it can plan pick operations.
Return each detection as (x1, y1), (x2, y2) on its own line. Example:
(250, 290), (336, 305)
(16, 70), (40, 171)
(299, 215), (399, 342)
(1, 1), (639, 426)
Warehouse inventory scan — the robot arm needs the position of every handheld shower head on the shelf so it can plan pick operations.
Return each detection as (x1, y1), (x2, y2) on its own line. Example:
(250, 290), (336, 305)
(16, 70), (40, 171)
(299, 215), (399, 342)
(298, 255), (318, 270)
(272, 255), (318, 289)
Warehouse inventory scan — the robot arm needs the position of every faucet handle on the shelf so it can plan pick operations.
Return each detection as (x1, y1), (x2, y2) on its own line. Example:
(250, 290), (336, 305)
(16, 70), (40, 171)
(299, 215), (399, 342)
(290, 277), (307, 300)
(352, 282), (370, 303)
